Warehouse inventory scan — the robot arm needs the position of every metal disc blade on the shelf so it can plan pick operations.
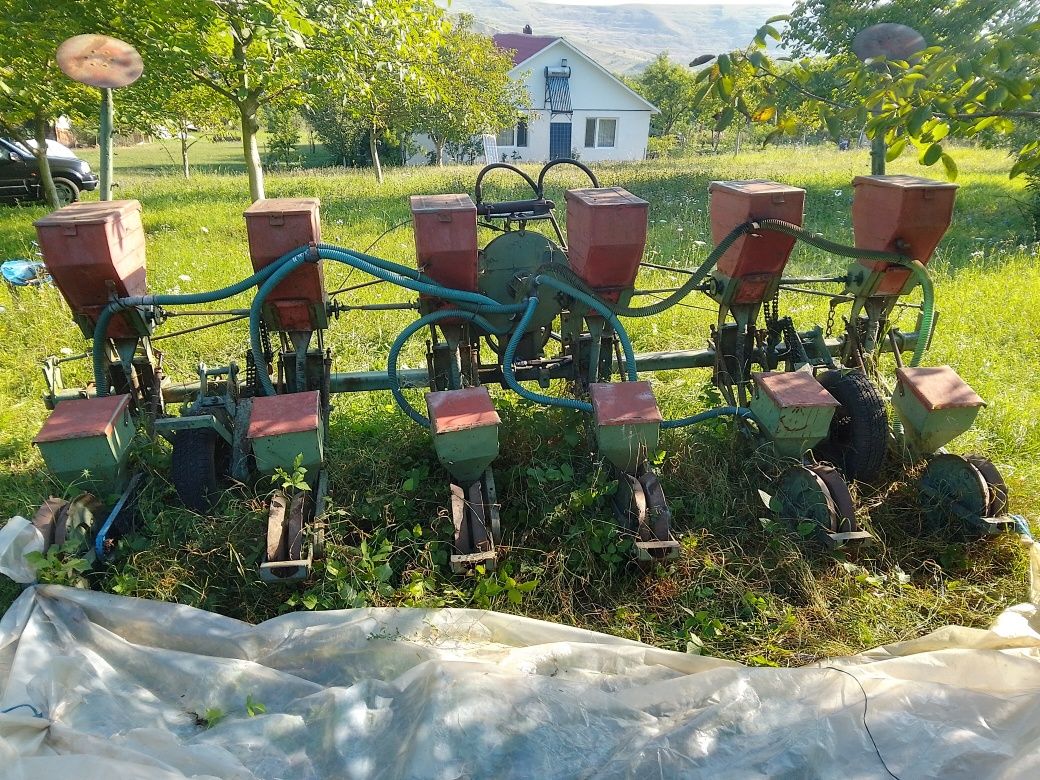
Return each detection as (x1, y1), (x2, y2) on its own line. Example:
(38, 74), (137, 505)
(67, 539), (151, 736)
(852, 23), (925, 63)
(57, 34), (143, 88)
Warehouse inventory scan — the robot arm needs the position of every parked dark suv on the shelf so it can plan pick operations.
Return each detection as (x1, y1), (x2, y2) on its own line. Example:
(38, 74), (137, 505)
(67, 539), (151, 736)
(0, 138), (99, 206)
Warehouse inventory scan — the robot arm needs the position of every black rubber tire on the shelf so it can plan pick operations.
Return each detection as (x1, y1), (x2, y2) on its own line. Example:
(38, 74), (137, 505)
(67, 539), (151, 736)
(52, 177), (79, 206)
(814, 369), (887, 485)
(171, 429), (229, 513)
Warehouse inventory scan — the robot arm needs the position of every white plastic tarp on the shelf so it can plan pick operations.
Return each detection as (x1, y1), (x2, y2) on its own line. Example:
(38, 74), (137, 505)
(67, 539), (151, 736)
(1, 545), (1039, 779)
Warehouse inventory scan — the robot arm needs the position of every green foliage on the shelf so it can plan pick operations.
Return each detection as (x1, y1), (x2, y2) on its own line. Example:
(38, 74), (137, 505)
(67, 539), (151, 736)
(200, 707), (225, 728)
(0, 0), (100, 207)
(271, 454), (310, 493)
(24, 543), (90, 588)
(306, 0), (449, 181)
(411, 14), (525, 165)
(627, 53), (704, 136)
(468, 564), (538, 608)
(692, 10), (1040, 178)
(264, 104), (303, 169)
(783, 0), (1035, 58)
(244, 694), (266, 717)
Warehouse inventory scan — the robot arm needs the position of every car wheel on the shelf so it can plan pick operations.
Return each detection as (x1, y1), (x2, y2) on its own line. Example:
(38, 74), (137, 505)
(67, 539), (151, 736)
(52, 177), (79, 206)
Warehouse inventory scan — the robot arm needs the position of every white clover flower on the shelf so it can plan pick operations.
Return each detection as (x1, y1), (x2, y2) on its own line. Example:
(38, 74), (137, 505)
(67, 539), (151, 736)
(179, 274), (191, 282)
(59, 347), (73, 355)
(200, 226), (209, 234)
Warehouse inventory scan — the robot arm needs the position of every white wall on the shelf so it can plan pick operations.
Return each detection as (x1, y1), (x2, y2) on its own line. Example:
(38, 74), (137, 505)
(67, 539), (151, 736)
(496, 39), (654, 164)
(407, 38), (655, 166)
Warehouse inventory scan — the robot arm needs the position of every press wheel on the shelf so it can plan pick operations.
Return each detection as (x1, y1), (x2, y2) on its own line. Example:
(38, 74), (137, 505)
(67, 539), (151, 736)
(775, 463), (858, 537)
(965, 455), (1008, 517)
(614, 473), (649, 537)
(919, 453), (991, 534)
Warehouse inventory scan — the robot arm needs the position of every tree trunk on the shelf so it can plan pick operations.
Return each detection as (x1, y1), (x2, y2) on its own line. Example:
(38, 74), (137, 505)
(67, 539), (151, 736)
(180, 125), (190, 179)
(240, 102), (264, 201)
(434, 137), (444, 167)
(369, 125), (383, 184)
(33, 114), (60, 210)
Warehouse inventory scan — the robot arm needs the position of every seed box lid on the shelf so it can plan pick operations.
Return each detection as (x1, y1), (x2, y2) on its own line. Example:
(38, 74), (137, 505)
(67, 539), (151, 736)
(248, 391), (322, 439)
(753, 372), (839, 409)
(34, 394), (131, 443)
(426, 387), (500, 434)
(589, 381), (663, 426)
(853, 175), (958, 190)
(34, 200), (141, 227)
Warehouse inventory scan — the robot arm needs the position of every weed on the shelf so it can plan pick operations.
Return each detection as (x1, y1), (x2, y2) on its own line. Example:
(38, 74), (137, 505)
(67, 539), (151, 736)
(244, 694), (266, 717)
(24, 542), (90, 588)
(271, 454), (311, 493)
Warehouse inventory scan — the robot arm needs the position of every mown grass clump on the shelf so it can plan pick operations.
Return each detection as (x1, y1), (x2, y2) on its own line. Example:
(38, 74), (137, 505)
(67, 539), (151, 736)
(0, 141), (1034, 664)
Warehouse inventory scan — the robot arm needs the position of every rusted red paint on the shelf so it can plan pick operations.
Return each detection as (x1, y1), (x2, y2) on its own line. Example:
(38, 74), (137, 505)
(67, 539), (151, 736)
(896, 366), (984, 411)
(410, 194), (479, 293)
(247, 390), (322, 439)
(244, 198), (324, 328)
(426, 387), (500, 434)
(709, 180), (805, 278)
(589, 381), (663, 426)
(565, 187), (649, 300)
(34, 200), (147, 338)
(753, 372), (839, 409)
(852, 175), (957, 296)
(34, 394), (131, 443)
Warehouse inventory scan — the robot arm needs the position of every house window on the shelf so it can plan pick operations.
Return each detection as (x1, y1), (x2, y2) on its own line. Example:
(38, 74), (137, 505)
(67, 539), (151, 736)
(496, 120), (528, 147)
(584, 118), (617, 148)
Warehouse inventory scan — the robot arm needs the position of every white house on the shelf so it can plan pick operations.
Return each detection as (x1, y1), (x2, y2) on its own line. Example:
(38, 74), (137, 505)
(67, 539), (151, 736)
(408, 28), (658, 165)
(490, 30), (658, 163)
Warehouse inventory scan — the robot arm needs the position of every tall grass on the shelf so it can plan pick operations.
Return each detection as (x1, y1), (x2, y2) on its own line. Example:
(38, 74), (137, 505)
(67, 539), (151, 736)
(0, 141), (1034, 663)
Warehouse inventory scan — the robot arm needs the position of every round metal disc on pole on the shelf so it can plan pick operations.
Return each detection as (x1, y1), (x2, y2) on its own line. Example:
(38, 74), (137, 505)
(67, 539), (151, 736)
(852, 24), (925, 177)
(56, 34), (143, 89)
(852, 23), (926, 64)
(56, 34), (143, 203)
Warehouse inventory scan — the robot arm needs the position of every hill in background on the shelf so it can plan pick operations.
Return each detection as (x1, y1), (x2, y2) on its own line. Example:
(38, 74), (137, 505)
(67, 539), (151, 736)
(443, 0), (789, 73)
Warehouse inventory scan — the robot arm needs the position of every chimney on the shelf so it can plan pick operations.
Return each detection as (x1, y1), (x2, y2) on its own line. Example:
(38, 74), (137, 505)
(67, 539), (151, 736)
(523, 24), (532, 35)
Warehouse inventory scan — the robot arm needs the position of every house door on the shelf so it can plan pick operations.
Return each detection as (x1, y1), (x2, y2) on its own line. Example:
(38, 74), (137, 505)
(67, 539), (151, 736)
(549, 122), (571, 161)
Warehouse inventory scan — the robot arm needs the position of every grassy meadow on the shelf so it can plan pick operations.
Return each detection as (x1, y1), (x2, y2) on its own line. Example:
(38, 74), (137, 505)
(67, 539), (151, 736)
(0, 138), (1036, 664)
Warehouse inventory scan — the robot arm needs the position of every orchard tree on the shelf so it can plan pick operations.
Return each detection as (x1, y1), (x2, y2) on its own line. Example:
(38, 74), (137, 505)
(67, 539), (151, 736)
(0, 0), (96, 208)
(784, 0), (1036, 57)
(172, 0), (316, 200)
(691, 11), (1040, 179)
(165, 86), (238, 178)
(119, 76), (236, 178)
(414, 15), (524, 166)
(628, 53), (701, 137)
(308, 0), (449, 182)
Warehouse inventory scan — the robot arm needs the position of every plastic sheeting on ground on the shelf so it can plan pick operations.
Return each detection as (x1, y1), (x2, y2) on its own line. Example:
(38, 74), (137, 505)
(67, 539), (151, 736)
(1, 550), (1039, 780)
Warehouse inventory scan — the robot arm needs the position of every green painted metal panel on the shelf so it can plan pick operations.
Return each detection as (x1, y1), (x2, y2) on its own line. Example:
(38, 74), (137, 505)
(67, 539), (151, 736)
(251, 427), (324, 476)
(891, 384), (981, 454)
(595, 421), (659, 473)
(154, 414), (232, 444)
(432, 425), (499, 486)
(36, 413), (133, 490)
(750, 387), (835, 459)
